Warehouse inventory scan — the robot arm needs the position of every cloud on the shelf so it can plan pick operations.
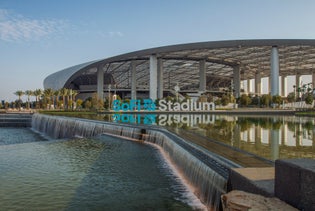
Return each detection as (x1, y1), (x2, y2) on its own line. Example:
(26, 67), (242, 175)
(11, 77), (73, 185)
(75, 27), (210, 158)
(108, 31), (124, 37)
(0, 9), (67, 42)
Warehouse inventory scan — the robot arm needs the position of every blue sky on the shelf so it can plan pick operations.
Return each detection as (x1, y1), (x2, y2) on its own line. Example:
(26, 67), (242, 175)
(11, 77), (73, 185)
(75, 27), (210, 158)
(1, 0), (315, 101)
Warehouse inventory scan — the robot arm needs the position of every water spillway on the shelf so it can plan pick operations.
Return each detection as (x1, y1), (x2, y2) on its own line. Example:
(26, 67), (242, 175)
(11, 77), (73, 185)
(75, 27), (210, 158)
(0, 113), (33, 127)
(32, 113), (239, 210)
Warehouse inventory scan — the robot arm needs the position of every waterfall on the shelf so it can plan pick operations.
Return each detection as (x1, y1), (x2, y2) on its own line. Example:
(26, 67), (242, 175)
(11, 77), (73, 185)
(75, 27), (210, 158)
(32, 113), (237, 210)
(32, 114), (141, 139)
(144, 129), (230, 209)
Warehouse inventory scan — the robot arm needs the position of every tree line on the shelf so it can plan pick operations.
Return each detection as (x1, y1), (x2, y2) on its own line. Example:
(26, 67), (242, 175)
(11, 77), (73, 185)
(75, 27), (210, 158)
(1, 87), (314, 111)
(2, 88), (79, 110)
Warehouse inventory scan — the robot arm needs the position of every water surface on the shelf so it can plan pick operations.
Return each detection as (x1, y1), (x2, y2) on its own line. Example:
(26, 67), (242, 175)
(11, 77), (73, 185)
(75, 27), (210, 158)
(0, 128), (204, 210)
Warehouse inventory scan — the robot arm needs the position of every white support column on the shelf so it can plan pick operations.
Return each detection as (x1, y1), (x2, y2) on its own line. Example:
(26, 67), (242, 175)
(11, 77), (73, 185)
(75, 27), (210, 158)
(233, 66), (240, 98)
(281, 75), (287, 97)
(296, 74), (301, 88)
(268, 76), (271, 94)
(247, 79), (251, 94)
(131, 61), (137, 100)
(157, 59), (164, 99)
(255, 72), (261, 95)
(296, 74), (301, 98)
(199, 60), (206, 92)
(149, 55), (158, 100)
(271, 46), (280, 96)
(97, 65), (104, 101)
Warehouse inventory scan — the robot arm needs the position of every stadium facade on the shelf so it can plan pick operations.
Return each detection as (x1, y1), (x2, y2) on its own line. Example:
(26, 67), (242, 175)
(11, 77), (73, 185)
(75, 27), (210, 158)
(44, 39), (315, 101)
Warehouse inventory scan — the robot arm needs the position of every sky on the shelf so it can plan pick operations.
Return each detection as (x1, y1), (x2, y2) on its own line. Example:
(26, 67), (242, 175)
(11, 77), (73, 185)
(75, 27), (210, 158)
(1, 0), (315, 102)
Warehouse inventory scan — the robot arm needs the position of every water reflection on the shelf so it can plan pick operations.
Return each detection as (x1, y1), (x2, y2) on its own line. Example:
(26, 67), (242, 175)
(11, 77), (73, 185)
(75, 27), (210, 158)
(98, 114), (314, 161)
(156, 114), (315, 160)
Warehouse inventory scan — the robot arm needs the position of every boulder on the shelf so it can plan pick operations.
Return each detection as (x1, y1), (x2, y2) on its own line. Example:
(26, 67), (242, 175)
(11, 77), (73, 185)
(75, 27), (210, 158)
(221, 190), (297, 211)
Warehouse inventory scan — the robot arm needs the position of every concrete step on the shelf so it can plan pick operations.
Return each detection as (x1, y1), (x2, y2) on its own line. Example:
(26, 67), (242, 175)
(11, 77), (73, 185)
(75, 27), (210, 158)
(0, 113), (33, 127)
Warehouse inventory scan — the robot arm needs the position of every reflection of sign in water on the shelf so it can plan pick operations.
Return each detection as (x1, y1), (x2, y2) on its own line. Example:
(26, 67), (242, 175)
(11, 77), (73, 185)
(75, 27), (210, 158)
(158, 114), (215, 126)
(112, 99), (156, 111)
(112, 114), (215, 126)
(112, 114), (156, 124)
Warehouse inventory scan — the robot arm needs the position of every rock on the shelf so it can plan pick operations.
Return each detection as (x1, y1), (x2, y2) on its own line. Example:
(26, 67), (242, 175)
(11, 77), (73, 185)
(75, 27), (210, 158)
(221, 190), (297, 211)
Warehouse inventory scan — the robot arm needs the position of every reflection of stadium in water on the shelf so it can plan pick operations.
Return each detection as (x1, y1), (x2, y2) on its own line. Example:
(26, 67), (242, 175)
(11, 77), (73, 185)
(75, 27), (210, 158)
(158, 114), (315, 160)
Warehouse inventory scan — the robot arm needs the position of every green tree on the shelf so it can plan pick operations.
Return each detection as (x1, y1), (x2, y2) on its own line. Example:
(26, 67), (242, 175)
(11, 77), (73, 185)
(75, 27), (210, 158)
(214, 98), (222, 106)
(287, 92), (295, 103)
(251, 95), (261, 106)
(261, 94), (272, 107)
(60, 88), (68, 109)
(76, 99), (83, 109)
(272, 95), (282, 106)
(33, 89), (42, 109)
(84, 100), (92, 110)
(239, 94), (251, 106)
(91, 93), (104, 110)
(71, 90), (79, 110)
(304, 93), (314, 105)
(67, 89), (73, 110)
(54, 90), (61, 109)
(221, 94), (230, 106)
(44, 88), (55, 109)
(24, 90), (33, 109)
(14, 90), (24, 110)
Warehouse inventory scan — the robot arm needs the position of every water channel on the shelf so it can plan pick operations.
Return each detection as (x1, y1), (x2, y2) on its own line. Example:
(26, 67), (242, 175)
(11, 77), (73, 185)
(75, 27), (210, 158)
(104, 113), (315, 161)
(0, 127), (205, 210)
(1, 113), (314, 210)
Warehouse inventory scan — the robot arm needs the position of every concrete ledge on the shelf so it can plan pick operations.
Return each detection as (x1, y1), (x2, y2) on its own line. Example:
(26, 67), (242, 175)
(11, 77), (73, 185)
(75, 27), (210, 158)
(275, 159), (315, 211)
(228, 167), (275, 197)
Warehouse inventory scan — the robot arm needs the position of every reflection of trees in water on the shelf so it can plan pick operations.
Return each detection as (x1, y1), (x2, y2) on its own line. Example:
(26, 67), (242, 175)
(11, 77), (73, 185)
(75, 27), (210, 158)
(236, 117), (283, 130)
(287, 122), (296, 132)
(198, 119), (234, 145)
(286, 121), (314, 140)
(200, 117), (314, 159)
(236, 119), (252, 132)
(303, 122), (313, 138)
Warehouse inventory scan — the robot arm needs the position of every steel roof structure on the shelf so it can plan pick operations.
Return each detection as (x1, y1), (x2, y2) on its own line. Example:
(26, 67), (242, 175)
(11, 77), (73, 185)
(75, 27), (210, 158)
(44, 39), (315, 97)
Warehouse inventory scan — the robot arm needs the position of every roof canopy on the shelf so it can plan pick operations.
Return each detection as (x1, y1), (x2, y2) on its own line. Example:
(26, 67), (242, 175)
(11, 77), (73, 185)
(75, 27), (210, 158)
(44, 39), (315, 92)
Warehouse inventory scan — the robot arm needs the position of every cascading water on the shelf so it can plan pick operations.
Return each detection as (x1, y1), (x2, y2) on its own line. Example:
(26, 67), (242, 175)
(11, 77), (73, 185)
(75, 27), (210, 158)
(32, 113), (238, 210)
(32, 114), (142, 140)
(143, 129), (232, 209)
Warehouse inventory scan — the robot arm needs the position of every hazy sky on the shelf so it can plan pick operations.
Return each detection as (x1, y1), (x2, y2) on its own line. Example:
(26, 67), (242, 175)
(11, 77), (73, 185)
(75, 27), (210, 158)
(1, 0), (315, 101)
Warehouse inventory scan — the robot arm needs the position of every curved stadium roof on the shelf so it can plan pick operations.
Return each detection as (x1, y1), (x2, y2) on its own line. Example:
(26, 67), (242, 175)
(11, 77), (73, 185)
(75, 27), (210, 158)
(44, 39), (315, 95)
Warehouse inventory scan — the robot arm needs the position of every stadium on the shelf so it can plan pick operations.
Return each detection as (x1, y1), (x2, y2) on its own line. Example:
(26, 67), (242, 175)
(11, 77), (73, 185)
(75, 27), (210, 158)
(44, 39), (315, 101)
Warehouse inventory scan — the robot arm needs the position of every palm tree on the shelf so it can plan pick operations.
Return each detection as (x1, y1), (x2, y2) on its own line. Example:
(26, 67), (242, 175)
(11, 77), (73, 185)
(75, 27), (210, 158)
(14, 90), (24, 110)
(33, 89), (42, 109)
(71, 90), (79, 110)
(44, 88), (55, 109)
(60, 88), (68, 109)
(54, 89), (61, 109)
(67, 89), (72, 109)
(24, 90), (33, 109)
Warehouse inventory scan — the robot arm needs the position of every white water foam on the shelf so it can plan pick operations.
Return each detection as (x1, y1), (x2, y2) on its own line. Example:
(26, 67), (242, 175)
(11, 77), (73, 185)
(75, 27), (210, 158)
(148, 141), (208, 210)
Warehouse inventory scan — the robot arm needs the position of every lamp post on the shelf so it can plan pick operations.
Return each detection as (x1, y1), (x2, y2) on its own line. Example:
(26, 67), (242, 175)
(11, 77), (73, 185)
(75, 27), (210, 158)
(174, 83), (180, 102)
(108, 84), (111, 110)
(293, 85), (296, 102)
(113, 84), (117, 100)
